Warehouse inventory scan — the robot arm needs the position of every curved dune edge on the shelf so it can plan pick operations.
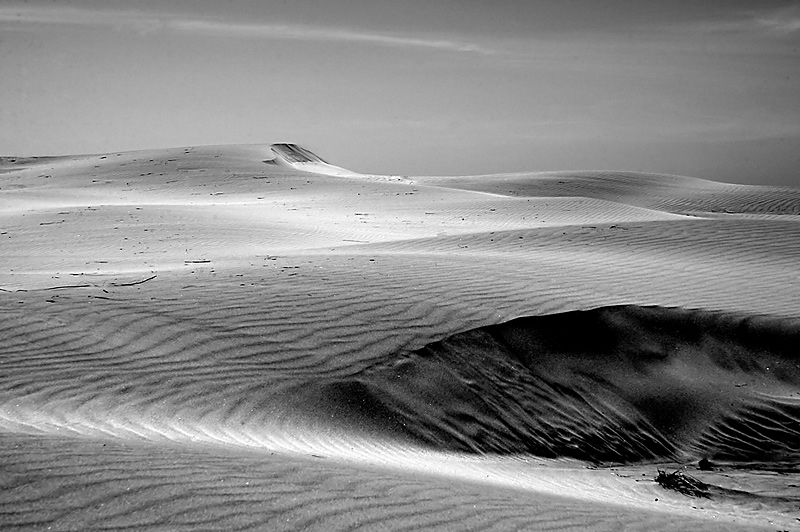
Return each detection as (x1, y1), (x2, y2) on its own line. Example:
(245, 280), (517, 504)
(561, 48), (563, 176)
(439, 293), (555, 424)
(266, 142), (363, 177)
(266, 142), (410, 182)
(0, 423), (794, 530)
(295, 306), (800, 462)
(2, 143), (799, 530)
(0, 429), (795, 530)
(3, 435), (786, 532)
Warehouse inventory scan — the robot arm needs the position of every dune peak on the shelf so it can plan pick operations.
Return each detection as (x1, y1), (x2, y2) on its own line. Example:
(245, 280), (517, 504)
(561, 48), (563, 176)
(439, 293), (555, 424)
(266, 143), (366, 177)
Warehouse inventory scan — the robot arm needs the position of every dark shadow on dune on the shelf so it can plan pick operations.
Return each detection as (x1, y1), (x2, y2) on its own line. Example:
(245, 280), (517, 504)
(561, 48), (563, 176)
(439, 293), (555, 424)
(268, 143), (330, 165)
(296, 306), (800, 465)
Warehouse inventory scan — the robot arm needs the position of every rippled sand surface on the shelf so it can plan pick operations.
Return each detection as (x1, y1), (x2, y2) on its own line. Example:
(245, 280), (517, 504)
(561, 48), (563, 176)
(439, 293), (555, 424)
(1, 145), (798, 531)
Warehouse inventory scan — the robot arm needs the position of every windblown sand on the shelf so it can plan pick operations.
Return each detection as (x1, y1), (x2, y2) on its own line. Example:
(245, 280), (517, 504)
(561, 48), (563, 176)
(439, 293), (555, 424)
(1, 144), (798, 531)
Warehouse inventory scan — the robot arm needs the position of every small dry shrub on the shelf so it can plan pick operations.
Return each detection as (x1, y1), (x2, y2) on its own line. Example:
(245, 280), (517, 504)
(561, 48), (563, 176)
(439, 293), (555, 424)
(655, 469), (710, 498)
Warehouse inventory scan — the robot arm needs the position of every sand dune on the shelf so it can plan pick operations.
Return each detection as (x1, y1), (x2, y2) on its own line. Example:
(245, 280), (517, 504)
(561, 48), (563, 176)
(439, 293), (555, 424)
(418, 171), (800, 215)
(306, 306), (799, 461)
(1, 144), (798, 531)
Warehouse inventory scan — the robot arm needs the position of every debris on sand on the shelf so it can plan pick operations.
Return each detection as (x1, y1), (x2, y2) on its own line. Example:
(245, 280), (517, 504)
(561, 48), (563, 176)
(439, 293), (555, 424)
(697, 458), (715, 471)
(655, 469), (711, 498)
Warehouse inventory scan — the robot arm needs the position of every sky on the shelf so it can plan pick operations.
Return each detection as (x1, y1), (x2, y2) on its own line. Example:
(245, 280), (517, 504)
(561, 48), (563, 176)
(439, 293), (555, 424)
(1, 0), (799, 185)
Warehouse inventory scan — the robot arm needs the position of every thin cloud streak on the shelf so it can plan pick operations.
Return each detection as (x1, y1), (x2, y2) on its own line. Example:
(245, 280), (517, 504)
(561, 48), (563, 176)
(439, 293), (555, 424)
(170, 19), (495, 54)
(667, 4), (800, 38)
(754, 12), (800, 35)
(0, 5), (497, 54)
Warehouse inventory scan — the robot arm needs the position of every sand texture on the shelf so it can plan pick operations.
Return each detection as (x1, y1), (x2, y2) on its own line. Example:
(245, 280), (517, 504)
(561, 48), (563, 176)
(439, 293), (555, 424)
(1, 144), (799, 531)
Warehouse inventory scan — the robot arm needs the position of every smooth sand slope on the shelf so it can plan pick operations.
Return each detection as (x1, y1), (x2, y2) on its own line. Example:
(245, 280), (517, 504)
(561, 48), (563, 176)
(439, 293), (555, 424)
(1, 144), (799, 531)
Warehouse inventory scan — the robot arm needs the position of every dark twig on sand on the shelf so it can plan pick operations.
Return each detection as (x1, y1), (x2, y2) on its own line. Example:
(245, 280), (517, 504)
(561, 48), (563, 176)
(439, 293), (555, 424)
(655, 469), (711, 498)
(109, 275), (157, 287)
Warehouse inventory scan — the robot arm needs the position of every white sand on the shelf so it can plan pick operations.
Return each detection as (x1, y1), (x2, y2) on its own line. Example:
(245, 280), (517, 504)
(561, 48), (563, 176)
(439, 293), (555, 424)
(1, 144), (798, 531)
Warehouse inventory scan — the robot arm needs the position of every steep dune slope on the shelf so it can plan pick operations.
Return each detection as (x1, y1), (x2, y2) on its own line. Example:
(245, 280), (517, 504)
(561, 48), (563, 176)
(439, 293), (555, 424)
(302, 306), (799, 462)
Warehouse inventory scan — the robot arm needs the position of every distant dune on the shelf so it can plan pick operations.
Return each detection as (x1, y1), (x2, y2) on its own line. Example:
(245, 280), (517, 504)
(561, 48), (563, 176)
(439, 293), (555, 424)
(1, 144), (798, 531)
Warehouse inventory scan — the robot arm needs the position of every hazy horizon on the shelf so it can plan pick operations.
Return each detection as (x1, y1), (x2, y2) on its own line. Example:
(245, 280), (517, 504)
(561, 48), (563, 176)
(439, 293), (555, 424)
(2, 0), (799, 185)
